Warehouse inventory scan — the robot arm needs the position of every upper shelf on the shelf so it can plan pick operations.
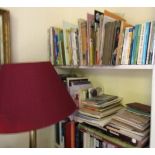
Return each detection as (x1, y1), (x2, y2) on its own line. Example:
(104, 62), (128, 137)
(54, 65), (154, 70)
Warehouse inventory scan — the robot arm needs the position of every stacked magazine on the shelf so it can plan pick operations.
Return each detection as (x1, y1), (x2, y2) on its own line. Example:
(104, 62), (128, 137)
(74, 93), (123, 127)
(104, 102), (150, 147)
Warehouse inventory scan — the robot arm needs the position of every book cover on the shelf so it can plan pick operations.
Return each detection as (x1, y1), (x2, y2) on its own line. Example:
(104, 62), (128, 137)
(78, 19), (87, 66)
(137, 23), (145, 65)
(104, 123), (149, 146)
(112, 109), (150, 130)
(64, 121), (76, 148)
(63, 21), (77, 65)
(130, 24), (140, 64)
(141, 22), (151, 64)
(121, 27), (133, 65)
(87, 13), (95, 65)
(126, 102), (151, 116)
(146, 21), (155, 64)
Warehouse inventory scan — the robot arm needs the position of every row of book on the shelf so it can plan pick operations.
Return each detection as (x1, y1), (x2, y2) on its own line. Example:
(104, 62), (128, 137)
(49, 9), (155, 66)
(55, 120), (128, 148)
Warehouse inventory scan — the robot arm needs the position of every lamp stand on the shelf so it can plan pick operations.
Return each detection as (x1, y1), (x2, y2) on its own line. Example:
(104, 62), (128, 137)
(29, 130), (37, 148)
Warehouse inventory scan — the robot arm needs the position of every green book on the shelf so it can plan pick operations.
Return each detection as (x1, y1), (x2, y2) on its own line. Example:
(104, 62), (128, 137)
(134, 24), (142, 64)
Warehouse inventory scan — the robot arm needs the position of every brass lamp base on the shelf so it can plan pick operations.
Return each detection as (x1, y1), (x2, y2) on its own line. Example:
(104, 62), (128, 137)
(29, 130), (37, 148)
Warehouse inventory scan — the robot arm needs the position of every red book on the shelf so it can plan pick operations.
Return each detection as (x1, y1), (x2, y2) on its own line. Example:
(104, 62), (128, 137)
(65, 121), (76, 148)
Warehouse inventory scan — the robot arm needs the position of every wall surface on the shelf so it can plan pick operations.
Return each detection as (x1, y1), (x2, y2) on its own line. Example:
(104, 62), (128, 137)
(0, 7), (154, 148)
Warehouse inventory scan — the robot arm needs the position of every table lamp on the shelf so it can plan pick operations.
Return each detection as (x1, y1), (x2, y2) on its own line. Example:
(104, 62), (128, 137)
(0, 61), (77, 147)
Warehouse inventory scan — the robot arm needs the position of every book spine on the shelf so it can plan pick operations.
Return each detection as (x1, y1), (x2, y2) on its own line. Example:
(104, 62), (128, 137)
(116, 21), (125, 65)
(137, 23), (145, 65)
(130, 25), (139, 64)
(142, 22), (151, 64)
(146, 21), (155, 64)
(134, 24), (142, 64)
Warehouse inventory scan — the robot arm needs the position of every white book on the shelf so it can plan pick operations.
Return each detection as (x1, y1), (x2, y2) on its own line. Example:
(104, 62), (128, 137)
(83, 132), (91, 148)
(63, 21), (77, 65)
(121, 27), (133, 65)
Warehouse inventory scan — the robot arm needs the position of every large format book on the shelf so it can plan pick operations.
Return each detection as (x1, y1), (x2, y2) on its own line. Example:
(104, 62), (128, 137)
(137, 23), (145, 64)
(87, 13), (95, 65)
(102, 21), (121, 65)
(104, 10), (126, 22)
(121, 27), (133, 64)
(64, 121), (76, 148)
(115, 21), (132, 65)
(78, 19), (87, 66)
(141, 22), (151, 64)
(63, 21), (78, 65)
(81, 96), (122, 108)
(126, 102), (151, 117)
(70, 28), (80, 66)
(104, 123), (149, 146)
(94, 10), (103, 65)
(74, 112), (113, 128)
(50, 27), (65, 65)
(131, 24), (142, 64)
(134, 24), (142, 64)
(106, 118), (150, 137)
(146, 21), (155, 64)
(112, 108), (150, 130)
(79, 104), (123, 119)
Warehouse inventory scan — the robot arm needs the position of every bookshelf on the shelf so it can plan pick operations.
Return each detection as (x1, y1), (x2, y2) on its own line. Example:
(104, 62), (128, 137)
(55, 65), (154, 148)
(51, 9), (155, 148)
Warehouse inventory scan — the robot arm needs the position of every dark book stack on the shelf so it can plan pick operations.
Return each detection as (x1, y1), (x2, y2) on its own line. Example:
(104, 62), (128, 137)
(104, 102), (150, 147)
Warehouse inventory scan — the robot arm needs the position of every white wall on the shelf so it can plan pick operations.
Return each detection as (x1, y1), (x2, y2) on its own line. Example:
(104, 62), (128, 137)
(7, 7), (155, 63)
(0, 7), (155, 148)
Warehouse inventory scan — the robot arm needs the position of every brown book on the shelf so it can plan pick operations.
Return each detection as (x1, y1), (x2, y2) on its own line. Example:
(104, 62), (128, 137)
(78, 19), (87, 66)
(126, 102), (151, 114)
(104, 10), (126, 22)
(65, 121), (76, 148)
(115, 21), (133, 65)
(87, 13), (95, 65)
(102, 21), (121, 65)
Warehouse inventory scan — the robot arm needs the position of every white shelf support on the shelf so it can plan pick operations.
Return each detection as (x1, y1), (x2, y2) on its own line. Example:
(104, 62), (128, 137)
(150, 65), (155, 148)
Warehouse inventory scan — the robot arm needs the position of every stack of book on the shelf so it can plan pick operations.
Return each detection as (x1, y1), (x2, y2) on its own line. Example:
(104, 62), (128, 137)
(104, 102), (150, 147)
(74, 94), (123, 127)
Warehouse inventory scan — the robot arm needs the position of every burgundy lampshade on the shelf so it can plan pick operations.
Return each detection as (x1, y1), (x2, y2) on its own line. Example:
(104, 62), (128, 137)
(0, 61), (77, 133)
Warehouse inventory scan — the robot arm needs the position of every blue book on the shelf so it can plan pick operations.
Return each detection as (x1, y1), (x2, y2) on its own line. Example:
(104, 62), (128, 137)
(130, 25), (139, 64)
(142, 22), (151, 64)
